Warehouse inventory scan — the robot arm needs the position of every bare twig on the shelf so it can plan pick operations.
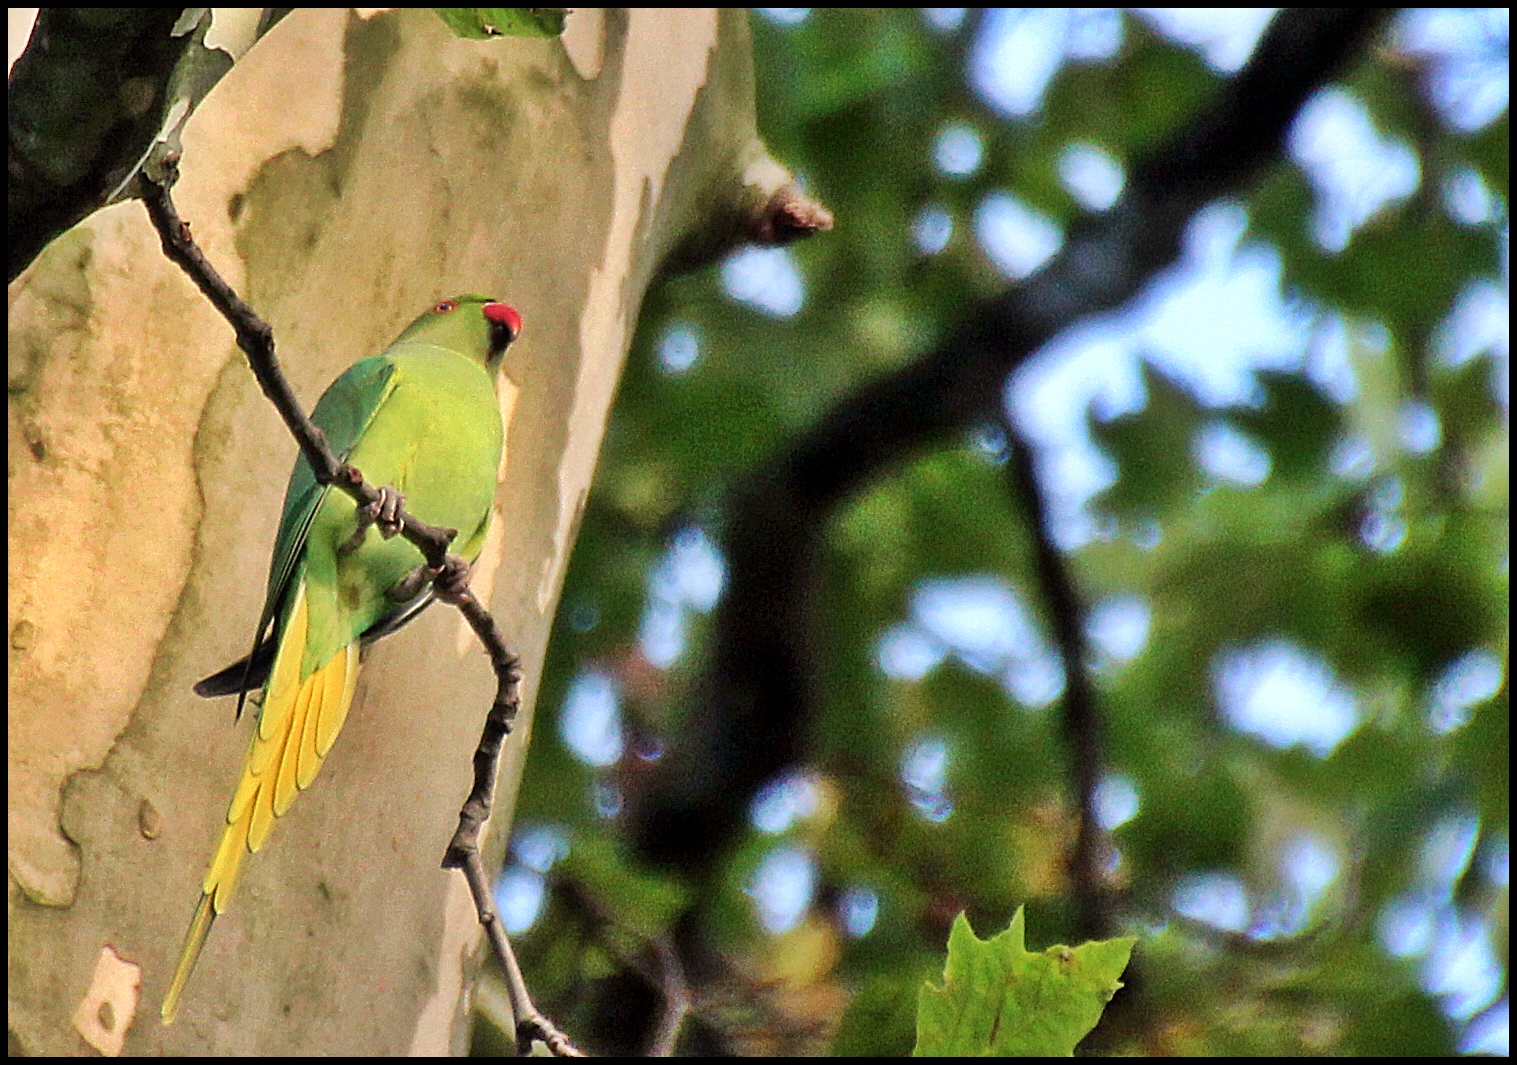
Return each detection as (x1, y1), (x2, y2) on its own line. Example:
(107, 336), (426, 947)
(141, 169), (576, 1055)
(434, 583), (584, 1054)
(140, 167), (457, 569)
(440, 585), (526, 869)
(456, 848), (585, 1056)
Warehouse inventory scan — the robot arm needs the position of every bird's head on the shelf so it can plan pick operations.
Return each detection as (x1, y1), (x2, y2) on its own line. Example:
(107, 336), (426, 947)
(398, 294), (521, 365)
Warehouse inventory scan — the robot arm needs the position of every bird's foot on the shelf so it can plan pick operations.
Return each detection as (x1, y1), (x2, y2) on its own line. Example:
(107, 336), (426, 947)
(339, 486), (406, 555)
(433, 556), (473, 605)
(370, 486), (406, 539)
(387, 564), (431, 602)
(389, 556), (473, 605)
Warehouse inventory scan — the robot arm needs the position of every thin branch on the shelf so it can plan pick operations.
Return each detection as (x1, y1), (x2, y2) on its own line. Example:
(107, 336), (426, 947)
(554, 878), (694, 1055)
(647, 935), (692, 1056)
(1004, 431), (1110, 941)
(433, 580), (582, 1053)
(457, 847), (584, 1056)
(140, 167), (456, 569)
(141, 168), (574, 1054)
(1165, 910), (1333, 958)
(440, 581), (526, 871)
(142, 167), (328, 481)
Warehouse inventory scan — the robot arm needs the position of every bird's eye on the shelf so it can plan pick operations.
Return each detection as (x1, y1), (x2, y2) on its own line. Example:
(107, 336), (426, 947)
(434, 300), (457, 314)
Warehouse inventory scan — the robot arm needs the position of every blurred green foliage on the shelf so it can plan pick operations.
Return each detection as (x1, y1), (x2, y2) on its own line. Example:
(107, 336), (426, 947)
(501, 10), (1507, 1056)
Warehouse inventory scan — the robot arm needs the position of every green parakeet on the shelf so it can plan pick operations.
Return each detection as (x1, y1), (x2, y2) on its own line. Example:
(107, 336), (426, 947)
(161, 294), (521, 1024)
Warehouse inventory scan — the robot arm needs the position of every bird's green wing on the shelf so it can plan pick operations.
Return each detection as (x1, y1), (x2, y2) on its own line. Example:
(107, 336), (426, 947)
(231, 355), (398, 713)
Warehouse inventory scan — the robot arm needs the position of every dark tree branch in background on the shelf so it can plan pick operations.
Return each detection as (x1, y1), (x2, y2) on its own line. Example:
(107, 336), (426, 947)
(628, 7), (1395, 943)
(555, 879), (695, 1055)
(647, 935), (693, 1057)
(1004, 433), (1111, 941)
(140, 174), (579, 1055)
(9, 9), (189, 281)
(8, 9), (289, 283)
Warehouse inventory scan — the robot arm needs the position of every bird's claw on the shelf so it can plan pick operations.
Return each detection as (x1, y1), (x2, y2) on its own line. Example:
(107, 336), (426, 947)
(388, 556), (472, 605)
(372, 486), (405, 539)
(433, 557), (473, 605)
(338, 486), (406, 555)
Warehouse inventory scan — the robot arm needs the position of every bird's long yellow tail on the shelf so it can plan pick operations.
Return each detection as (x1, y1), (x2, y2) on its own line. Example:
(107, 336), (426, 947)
(162, 583), (361, 1024)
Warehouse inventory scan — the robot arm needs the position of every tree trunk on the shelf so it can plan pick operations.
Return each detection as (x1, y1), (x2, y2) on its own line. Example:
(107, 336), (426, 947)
(7, 8), (774, 1054)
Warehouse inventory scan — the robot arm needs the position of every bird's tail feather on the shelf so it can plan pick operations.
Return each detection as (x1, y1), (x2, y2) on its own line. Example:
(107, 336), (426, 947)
(161, 583), (360, 1024)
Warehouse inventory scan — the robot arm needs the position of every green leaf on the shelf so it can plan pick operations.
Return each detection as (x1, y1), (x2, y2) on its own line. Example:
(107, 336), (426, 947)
(1432, 354), (1504, 453)
(833, 963), (935, 1057)
(556, 833), (687, 940)
(1092, 362), (1206, 522)
(1357, 520), (1505, 682)
(1233, 371), (1343, 482)
(433, 8), (567, 40)
(913, 909), (1136, 1056)
(1463, 110), (1508, 199)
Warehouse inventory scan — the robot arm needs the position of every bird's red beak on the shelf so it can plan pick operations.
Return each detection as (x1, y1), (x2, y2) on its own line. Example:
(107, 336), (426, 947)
(483, 302), (521, 356)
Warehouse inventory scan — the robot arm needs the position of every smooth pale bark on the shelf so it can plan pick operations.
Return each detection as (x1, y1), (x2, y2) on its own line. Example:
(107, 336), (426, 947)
(8, 8), (773, 1054)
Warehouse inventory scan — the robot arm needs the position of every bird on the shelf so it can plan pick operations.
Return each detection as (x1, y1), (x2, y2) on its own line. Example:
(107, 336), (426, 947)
(161, 294), (521, 1024)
